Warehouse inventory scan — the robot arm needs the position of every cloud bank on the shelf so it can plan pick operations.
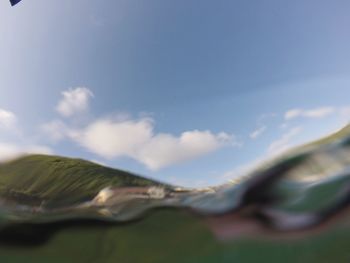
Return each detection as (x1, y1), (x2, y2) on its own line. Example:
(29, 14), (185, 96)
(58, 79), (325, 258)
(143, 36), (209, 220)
(50, 117), (234, 170)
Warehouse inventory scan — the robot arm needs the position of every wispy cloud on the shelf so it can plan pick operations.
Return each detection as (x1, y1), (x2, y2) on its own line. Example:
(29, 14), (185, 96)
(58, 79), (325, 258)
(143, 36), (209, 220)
(41, 120), (72, 142)
(284, 107), (335, 120)
(0, 142), (53, 162)
(222, 126), (303, 182)
(0, 108), (17, 130)
(222, 105), (350, 185)
(339, 107), (350, 121)
(56, 87), (94, 117)
(249, 125), (266, 139)
(303, 107), (335, 118)
(0, 108), (52, 161)
(267, 126), (302, 155)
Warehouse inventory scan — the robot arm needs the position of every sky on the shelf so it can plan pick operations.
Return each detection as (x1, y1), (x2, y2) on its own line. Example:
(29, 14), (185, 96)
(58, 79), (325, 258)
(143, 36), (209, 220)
(1, 0), (350, 187)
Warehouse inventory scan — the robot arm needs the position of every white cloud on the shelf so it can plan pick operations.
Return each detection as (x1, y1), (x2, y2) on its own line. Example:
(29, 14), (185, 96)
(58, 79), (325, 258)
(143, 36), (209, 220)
(137, 130), (232, 170)
(41, 86), (239, 170)
(41, 120), (72, 142)
(71, 117), (233, 170)
(75, 118), (153, 159)
(284, 107), (334, 120)
(56, 87), (93, 117)
(284, 109), (303, 120)
(0, 109), (53, 161)
(0, 142), (53, 162)
(303, 107), (335, 118)
(0, 108), (17, 129)
(0, 143), (18, 161)
(25, 145), (53, 155)
(222, 105), (350, 185)
(267, 126), (302, 155)
(249, 125), (266, 139)
(339, 107), (350, 121)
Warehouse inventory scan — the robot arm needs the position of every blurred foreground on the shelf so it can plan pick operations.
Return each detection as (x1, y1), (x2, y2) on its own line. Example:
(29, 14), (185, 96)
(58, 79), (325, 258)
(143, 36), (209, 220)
(1, 125), (350, 262)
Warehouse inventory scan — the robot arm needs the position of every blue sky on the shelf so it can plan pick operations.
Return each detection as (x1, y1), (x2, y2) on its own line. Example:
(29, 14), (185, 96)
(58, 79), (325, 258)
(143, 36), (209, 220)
(1, 0), (350, 186)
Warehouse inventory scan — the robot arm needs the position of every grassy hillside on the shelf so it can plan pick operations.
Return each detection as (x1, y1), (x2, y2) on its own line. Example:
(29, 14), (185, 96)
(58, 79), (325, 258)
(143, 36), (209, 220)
(0, 154), (167, 208)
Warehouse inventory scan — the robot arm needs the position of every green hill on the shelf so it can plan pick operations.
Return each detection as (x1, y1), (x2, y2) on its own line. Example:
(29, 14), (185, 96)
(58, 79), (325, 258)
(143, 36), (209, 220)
(0, 154), (168, 208)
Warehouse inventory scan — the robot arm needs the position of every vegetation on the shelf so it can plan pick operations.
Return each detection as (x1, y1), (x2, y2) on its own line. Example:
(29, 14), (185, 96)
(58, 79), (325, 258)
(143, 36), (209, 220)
(0, 139), (349, 262)
(1, 209), (350, 263)
(0, 154), (167, 208)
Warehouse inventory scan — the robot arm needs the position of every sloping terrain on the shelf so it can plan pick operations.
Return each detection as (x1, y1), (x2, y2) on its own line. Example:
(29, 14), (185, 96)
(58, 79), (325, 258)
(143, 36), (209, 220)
(0, 155), (167, 208)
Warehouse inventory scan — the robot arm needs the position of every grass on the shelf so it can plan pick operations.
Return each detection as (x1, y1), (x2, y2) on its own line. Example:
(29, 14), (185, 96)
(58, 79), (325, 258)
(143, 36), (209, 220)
(0, 154), (167, 208)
